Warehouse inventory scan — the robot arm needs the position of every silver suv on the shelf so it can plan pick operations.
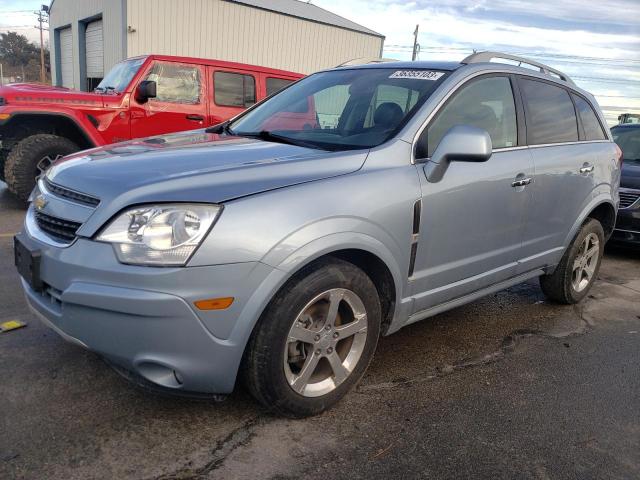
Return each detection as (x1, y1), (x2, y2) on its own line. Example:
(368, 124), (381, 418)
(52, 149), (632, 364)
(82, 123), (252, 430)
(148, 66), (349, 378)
(15, 52), (621, 416)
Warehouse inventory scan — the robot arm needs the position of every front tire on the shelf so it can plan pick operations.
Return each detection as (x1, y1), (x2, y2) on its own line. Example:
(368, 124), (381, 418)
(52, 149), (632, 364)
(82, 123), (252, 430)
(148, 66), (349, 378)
(4, 134), (78, 201)
(540, 218), (605, 304)
(242, 258), (381, 417)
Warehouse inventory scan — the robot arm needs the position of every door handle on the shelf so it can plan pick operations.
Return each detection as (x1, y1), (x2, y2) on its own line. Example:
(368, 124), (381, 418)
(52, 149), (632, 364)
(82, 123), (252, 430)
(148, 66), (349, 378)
(186, 114), (205, 121)
(580, 164), (595, 174)
(511, 177), (532, 187)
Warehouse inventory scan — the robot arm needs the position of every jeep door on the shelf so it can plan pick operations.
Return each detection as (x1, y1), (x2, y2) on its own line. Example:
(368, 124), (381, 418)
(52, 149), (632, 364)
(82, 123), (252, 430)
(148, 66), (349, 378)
(515, 77), (610, 273)
(130, 60), (207, 137)
(411, 74), (534, 312)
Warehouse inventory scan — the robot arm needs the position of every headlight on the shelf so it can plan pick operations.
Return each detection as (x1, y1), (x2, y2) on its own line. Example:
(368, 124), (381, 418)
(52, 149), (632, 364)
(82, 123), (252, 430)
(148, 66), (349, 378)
(97, 204), (222, 266)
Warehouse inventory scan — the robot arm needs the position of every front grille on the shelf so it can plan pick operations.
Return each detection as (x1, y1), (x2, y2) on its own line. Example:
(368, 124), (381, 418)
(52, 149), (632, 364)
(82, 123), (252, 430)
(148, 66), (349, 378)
(34, 211), (81, 242)
(44, 178), (100, 207)
(620, 191), (640, 209)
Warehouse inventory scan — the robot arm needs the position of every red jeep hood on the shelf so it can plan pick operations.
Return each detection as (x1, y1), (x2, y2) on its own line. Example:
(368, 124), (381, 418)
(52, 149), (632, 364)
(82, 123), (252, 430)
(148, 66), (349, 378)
(0, 83), (106, 107)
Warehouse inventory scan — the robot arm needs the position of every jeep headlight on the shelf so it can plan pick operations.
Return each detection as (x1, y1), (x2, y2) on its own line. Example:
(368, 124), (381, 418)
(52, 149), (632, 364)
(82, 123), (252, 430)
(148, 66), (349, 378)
(97, 204), (222, 266)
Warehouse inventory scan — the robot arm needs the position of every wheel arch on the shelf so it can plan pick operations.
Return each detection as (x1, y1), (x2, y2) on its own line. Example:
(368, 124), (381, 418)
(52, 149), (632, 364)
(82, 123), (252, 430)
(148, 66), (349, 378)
(564, 196), (617, 248)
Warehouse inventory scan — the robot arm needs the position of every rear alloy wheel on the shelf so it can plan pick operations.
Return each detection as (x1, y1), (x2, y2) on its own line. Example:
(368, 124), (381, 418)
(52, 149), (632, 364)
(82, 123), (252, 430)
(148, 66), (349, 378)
(243, 258), (381, 417)
(540, 218), (605, 304)
(4, 134), (78, 201)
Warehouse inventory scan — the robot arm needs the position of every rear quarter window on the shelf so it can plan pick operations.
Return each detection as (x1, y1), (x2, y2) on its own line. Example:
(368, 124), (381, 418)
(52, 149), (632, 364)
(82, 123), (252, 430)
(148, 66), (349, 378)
(572, 94), (607, 141)
(266, 77), (294, 96)
(519, 78), (578, 145)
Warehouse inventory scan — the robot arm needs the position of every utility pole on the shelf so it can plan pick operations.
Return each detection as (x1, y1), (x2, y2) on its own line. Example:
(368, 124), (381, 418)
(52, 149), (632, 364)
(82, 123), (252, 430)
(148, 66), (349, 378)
(411, 24), (420, 61)
(35, 5), (49, 83)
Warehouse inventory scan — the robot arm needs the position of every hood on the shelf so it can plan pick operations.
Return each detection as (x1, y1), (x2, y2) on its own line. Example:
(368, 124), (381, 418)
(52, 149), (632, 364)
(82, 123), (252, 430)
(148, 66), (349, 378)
(621, 160), (640, 190)
(0, 83), (106, 107)
(45, 130), (368, 235)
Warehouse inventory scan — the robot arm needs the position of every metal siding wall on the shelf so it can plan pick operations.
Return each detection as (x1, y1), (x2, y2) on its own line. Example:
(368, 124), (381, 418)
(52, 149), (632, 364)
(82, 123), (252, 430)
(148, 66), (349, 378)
(126, 0), (383, 74)
(49, 0), (125, 89)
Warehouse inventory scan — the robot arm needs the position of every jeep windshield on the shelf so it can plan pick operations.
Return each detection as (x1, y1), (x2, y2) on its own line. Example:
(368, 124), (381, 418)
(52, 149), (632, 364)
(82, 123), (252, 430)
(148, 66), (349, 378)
(95, 57), (146, 94)
(228, 68), (450, 151)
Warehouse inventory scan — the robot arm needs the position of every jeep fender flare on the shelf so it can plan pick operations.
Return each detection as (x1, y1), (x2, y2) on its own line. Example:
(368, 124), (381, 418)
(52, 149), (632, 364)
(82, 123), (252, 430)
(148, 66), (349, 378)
(1, 109), (101, 147)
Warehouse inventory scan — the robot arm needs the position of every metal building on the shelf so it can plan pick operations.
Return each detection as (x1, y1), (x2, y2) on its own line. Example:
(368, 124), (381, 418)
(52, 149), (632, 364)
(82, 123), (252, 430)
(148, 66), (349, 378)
(48, 0), (385, 91)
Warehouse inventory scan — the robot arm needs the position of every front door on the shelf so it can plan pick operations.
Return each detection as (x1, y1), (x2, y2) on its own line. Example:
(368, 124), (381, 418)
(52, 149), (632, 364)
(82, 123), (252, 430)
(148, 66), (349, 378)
(410, 75), (533, 313)
(130, 60), (207, 138)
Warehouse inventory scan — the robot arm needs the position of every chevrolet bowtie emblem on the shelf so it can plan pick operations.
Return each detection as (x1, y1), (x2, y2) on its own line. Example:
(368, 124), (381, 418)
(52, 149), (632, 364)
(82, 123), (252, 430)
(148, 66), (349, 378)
(33, 194), (48, 211)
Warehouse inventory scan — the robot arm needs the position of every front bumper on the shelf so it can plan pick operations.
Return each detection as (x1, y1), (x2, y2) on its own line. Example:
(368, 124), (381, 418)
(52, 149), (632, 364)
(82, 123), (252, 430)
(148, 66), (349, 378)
(19, 231), (287, 394)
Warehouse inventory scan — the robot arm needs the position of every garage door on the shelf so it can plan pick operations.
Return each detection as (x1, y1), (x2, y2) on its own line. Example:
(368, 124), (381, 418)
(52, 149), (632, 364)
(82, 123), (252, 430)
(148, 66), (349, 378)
(85, 20), (104, 82)
(59, 27), (73, 88)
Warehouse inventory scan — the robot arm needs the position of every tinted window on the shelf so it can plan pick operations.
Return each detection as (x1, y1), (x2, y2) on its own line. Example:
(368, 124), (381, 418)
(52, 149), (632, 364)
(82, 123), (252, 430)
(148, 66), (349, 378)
(143, 61), (201, 104)
(363, 84), (420, 128)
(420, 76), (517, 157)
(520, 79), (578, 145)
(573, 94), (606, 141)
(266, 77), (294, 96)
(214, 71), (256, 107)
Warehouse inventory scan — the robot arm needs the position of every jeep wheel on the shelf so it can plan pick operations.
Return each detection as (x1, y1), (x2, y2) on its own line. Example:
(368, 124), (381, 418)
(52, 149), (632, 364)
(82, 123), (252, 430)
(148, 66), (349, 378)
(4, 134), (78, 201)
(242, 258), (381, 417)
(540, 218), (605, 304)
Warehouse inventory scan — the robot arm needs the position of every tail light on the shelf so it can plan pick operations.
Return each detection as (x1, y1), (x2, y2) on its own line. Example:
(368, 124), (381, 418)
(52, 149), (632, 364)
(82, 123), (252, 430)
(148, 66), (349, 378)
(614, 143), (623, 167)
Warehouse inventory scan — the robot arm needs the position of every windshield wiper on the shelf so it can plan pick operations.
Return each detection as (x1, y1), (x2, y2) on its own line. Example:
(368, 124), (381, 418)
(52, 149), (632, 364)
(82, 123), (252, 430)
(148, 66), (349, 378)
(95, 86), (118, 94)
(237, 130), (326, 150)
(205, 120), (234, 135)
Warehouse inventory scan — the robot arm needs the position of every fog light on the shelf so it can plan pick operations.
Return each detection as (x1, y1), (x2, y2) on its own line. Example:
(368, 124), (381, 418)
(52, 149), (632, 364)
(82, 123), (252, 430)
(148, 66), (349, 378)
(194, 297), (234, 310)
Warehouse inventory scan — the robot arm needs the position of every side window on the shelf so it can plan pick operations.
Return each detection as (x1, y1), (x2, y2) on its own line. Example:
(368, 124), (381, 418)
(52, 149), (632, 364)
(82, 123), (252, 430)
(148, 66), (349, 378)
(143, 61), (201, 104)
(572, 94), (606, 141)
(363, 84), (419, 128)
(214, 71), (256, 107)
(520, 79), (578, 145)
(419, 76), (517, 158)
(313, 84), (350, 129)
(266, 77), (294, 96)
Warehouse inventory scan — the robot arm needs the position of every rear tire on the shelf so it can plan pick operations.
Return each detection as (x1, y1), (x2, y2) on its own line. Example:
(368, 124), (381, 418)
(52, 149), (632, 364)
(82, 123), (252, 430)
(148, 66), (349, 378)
(540, 218), (604, 304)
(4, 134), (78, 201)
(242, 258), (381, 417)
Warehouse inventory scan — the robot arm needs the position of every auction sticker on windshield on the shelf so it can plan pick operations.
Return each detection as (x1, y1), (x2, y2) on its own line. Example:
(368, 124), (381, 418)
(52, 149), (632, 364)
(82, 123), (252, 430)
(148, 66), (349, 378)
(389, 70), (444, 80)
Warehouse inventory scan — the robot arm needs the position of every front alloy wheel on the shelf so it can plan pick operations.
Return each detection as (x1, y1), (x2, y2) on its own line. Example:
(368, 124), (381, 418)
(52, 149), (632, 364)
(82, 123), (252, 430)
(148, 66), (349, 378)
(243, 258), (381, 417)
(284, 288), (368, 397)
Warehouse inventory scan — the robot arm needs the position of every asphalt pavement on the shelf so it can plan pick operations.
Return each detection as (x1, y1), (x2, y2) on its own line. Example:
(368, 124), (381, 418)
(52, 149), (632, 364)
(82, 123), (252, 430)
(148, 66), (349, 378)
(0, 182), (638, 480)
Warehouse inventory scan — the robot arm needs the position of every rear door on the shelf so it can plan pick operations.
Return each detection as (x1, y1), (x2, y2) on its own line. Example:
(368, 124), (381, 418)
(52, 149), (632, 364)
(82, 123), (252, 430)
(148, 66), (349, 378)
(130, 60), (207, 138)
(411, 74), (534, 312)
(516, 77), (603, 272)
(208, 68), (257, 125)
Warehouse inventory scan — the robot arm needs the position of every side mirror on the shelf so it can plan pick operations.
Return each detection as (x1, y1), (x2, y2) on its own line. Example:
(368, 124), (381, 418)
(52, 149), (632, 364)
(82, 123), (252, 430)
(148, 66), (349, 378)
(423, 125), (492, 183)
(135, 80), (157, 103)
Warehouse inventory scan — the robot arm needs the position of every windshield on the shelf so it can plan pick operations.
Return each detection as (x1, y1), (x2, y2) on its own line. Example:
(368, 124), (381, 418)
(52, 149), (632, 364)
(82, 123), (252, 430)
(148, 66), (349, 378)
(229, 68), (450, 150)
(612, 127), (640, 164)
(95, 57), (146, 93)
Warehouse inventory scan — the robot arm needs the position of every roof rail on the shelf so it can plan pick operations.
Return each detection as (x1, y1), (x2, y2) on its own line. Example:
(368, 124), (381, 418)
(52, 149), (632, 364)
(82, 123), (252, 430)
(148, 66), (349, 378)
(461, 51), (575, 86)
(336, 57), (397, 67)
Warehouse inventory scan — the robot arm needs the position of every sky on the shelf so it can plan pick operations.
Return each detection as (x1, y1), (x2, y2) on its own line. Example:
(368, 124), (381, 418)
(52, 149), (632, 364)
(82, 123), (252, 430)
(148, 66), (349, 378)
(1, 0), (638, 124)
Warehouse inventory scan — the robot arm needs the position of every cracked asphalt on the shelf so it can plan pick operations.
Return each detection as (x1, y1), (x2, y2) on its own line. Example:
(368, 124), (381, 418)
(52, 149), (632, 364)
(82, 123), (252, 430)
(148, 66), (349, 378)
(1, 183), (639, 480)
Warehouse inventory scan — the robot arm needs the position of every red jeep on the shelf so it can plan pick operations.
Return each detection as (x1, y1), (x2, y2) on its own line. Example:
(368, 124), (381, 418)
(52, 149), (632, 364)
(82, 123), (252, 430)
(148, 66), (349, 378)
(0, 55), (304, 200)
